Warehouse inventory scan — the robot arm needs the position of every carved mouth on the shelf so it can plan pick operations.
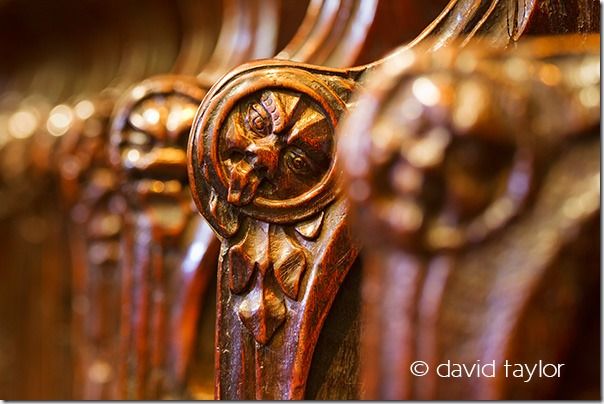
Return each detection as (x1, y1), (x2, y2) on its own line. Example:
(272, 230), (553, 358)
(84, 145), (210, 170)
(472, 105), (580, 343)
(123, 147), (190, 201)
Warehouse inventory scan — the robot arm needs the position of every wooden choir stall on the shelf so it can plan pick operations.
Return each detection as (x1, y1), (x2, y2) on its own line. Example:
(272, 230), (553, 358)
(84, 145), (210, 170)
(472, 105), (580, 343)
(0, 0), (600, 400)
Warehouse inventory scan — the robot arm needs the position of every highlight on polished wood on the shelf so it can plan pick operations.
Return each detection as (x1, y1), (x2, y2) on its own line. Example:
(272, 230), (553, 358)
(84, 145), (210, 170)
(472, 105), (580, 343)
(0, 0), (600, 400)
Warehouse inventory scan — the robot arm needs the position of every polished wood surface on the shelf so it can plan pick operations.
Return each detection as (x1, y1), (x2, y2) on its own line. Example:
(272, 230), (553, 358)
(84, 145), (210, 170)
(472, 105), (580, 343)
(0, 0), (600, 400)
(187, 0), (599, 399)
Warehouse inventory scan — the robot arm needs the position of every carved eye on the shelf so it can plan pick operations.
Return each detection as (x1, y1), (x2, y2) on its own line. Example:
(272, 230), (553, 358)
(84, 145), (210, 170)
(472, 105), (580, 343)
(285, 148), (313, 175)
(228, 150), (245, 163)
(246, 103), (271, 136)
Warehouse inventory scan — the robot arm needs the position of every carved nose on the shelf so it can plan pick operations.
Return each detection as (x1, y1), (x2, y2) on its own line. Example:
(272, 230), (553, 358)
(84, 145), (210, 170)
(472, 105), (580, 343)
(227, 135), (280, 206)
(245, 134), (280, 178)
(227, 160), (262, 206)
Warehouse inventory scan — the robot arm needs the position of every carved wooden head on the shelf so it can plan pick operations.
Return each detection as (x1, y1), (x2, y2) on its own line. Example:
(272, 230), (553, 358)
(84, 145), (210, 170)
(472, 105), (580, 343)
(337, 37), (600, 400)
(188, 61), (359, 399)
(339, 48), (540, 255)
(189, 62), (356, 235)
(220, 90), (333, 206)
(110, 76), (206, 208)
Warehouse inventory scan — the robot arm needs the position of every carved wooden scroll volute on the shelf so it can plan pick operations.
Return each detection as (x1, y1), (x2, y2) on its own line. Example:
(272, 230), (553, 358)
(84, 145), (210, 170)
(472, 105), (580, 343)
(338, 35), (600, 400)
(188, 63), (361, 399)
(109, 76), (219, 399)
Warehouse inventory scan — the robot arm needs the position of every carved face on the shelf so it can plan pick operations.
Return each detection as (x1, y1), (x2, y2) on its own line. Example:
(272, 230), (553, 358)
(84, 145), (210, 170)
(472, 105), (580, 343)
(114, 90), (201, 204)
(190, 65), (351, 232)
(340, 72), (533, 253)
(120, 95), (195, 178)
(218, 90), (333, 206)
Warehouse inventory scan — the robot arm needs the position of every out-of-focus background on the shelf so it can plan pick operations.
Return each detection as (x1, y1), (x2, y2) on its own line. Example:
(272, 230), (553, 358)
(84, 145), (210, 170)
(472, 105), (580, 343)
(0, 0), (451, 399)
(0, 0), (600, 400)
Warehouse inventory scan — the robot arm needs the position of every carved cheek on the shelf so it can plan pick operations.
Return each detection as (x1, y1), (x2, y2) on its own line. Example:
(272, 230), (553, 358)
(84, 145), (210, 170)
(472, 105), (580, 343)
(224, 120), (252, 156)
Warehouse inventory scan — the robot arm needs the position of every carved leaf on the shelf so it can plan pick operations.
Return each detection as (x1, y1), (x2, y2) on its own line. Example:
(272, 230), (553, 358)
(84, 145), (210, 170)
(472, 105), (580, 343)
(273, 235), (307, 300)
(294, 212), (324, 240)
(238, 281), (287, 345)
(227, 243), (255, 294)
(227, 222), (270, 293)
(208, 186), (240, 237)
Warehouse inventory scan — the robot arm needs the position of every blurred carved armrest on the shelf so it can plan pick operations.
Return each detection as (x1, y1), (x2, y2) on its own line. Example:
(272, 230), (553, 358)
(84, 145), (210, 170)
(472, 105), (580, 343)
(338, 34), (600, 400)
(102, 0), (282, 398)
(108, 77), (222, 399)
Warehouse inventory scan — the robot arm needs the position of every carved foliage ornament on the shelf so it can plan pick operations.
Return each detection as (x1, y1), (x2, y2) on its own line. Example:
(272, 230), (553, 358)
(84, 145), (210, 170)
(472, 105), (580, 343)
(188, 61), (359, 399)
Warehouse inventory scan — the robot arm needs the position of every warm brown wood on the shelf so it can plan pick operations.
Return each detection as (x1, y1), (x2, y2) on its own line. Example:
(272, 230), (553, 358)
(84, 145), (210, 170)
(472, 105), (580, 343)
(112, 0), (389, 399)
(103, 0), (283, 399)
(338, 34), (600, 400)
(187, 0), (599, 400)
(55, 93), (124, 400)
(189, 64), (361, 399)
(276, 0), (380, 67)
(50, 1), (217, 399)
(0, 0), (600, 401)
(107, 76), (221, 400)
(0, 1), (184, 399)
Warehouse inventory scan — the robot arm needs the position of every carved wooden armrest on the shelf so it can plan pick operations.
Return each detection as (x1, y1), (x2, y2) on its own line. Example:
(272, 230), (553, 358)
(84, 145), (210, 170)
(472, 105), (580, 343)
(187, 0), (597, 398)
(103, 0), (282, 398)
(52, 92), (126, 399)
(105, 0), (427, 399)
(188, 63), (361, 399)
(338, 35), (600, 400)
(107, 77), (221, 399)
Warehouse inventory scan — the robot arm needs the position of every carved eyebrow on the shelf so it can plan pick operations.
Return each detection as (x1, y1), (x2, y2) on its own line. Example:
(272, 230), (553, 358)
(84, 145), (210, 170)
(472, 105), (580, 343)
(260, 91), (283, 132)
(261, 91), (303, 133)
(286, 107), (331, 149)
(246, 101), (271, 135)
